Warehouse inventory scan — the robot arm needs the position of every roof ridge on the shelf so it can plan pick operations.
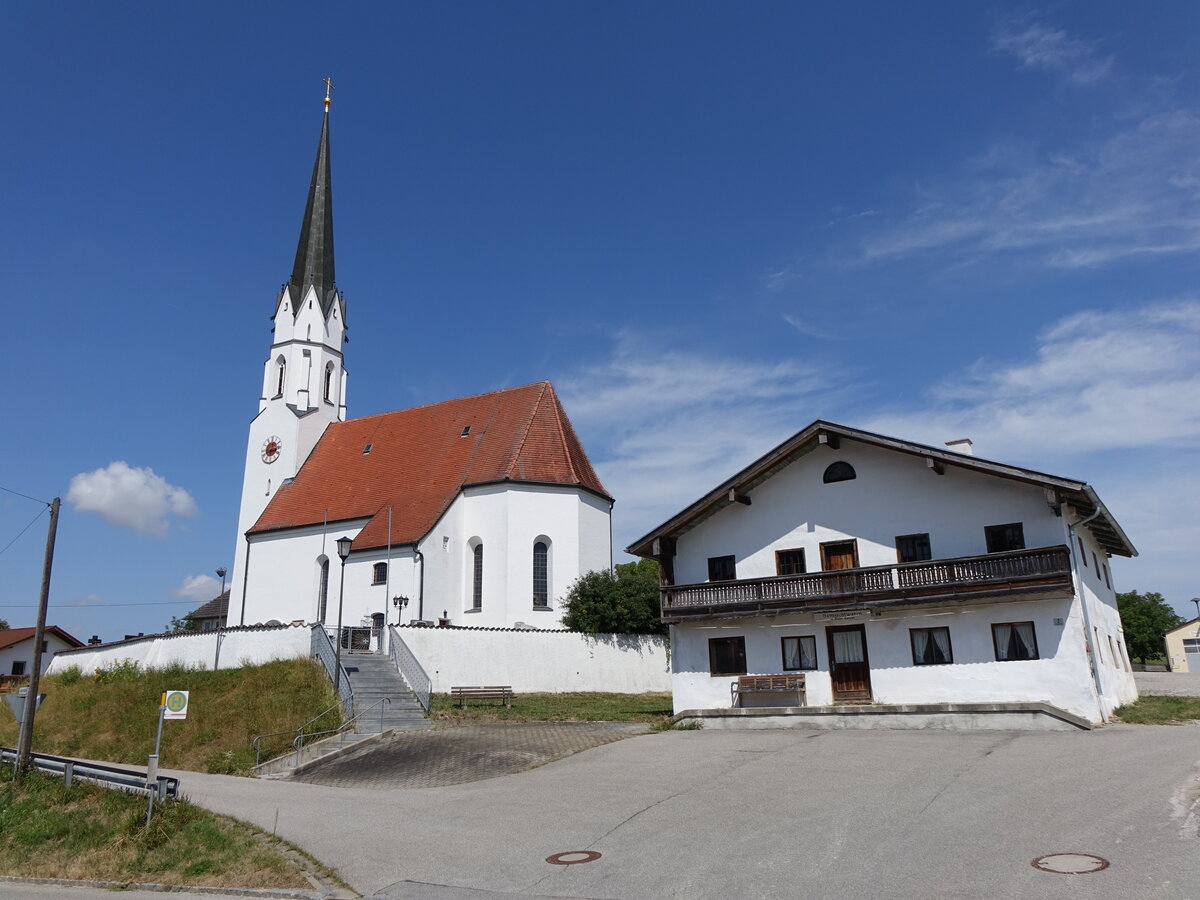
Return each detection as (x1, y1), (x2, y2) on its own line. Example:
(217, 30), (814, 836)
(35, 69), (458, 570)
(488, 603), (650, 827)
(329, 381), (551, 426)
(506, 381), (553, 481)
(544, 383), (581, 484)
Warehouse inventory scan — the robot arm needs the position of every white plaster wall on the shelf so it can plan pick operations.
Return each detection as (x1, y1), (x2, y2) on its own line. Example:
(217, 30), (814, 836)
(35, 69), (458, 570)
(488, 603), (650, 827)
(670, 596), (1113, 723)
(0, 634), (78, 677)
(673, 442), (1067, 585)
(418, 484), (612, 629)
(45, 626), (311, 676)
(240, 519), (371, 626)
(395, 627), (670, 693)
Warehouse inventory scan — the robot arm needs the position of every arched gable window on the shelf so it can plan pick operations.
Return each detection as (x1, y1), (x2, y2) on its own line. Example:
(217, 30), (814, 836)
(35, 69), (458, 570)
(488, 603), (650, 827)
(324, 363), (335, 403)
(275, 357), (287, 397)
(471, 542), (484, 610)
(532, 541), (549, 608)
(823, 461), (856, 484)
(316, 556), (330, 623)
(372, 562), (388, 585)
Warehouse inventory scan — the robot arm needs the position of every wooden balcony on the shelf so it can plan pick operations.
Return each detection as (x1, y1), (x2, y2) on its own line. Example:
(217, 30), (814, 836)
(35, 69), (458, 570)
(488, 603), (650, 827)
(661, 545), (1074, 622)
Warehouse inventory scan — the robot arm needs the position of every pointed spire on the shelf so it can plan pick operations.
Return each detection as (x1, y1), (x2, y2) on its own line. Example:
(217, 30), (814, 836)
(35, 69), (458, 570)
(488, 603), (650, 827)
(287, 80), (336, 316)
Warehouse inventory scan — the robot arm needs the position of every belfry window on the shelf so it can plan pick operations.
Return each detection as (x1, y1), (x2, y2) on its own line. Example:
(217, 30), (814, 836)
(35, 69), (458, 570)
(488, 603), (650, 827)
(275, 359), (286, 397)
(324, 363), (335, 403)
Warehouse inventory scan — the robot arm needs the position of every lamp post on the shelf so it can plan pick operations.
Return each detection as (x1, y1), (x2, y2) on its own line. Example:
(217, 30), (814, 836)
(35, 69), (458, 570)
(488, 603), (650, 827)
(1192, 598), (1199, 622)
(333, 536), (353, 696)
(393, 594), (409, 625)
(216, 567), (227, 596)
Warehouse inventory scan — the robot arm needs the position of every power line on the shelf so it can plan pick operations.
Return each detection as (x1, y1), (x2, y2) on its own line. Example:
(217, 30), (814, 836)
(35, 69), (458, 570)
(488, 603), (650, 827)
(0, 599), (203, 609)
(0, 484), (50, 506)
(0, 506), (49, 558)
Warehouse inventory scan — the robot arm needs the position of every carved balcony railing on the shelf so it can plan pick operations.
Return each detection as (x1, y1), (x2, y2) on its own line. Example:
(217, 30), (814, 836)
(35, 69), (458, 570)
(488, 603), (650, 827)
(661, 545), (1073, 620)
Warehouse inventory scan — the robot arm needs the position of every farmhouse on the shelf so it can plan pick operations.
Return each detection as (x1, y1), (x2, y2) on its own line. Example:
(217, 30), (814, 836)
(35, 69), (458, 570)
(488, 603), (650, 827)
(0, 627), (84, 685)
(628, 422), (1138, 726)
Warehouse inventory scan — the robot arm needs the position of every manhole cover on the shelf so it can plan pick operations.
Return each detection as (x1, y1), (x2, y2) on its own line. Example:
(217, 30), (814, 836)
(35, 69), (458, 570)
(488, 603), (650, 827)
(1031, 853), (1109, 875)
(546, 850), (601, 866)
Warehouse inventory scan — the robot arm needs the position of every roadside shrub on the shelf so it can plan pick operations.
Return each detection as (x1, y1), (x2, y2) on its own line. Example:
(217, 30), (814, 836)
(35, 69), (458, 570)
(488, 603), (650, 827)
(93, 660), (141, 684)
(55, 667), (83, 687)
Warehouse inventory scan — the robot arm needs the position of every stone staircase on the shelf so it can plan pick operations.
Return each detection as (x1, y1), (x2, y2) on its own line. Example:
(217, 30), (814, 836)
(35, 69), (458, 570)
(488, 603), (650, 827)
(342, 650), (433, 734)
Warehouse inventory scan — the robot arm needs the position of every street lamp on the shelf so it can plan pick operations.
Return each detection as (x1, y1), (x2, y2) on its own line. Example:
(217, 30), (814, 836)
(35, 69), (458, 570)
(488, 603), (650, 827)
(332, 536), (353, 696)
(393, 594), (409, 627)
(1192, 598), (1199, 626)
(216, 567), (227, 597)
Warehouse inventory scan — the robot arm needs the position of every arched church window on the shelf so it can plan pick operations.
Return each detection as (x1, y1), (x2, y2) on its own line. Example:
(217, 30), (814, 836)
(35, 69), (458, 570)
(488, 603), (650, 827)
(372, 562), (387, 585)
(317, 557), (330, 623)
(823, 461), (857, 484)
(324, 363), (335, 403)
(471, 542), (483, 610)
(275, 358), (286, 397)
(532, 541), (549, 608)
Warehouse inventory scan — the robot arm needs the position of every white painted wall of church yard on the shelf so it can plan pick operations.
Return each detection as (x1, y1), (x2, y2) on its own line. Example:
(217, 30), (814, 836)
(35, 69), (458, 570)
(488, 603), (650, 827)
(669, 596), (1113, 721)
(240, 519), (371, 626)
(45, 626), (311, 676)
(0, 634), (79, 677)
(396, 627), (671, 693)
(671, 442), (1067, 585)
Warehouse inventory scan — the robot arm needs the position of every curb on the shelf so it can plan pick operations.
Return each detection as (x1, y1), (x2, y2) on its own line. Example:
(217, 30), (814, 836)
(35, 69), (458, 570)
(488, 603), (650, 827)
(0, 874), (355, 898)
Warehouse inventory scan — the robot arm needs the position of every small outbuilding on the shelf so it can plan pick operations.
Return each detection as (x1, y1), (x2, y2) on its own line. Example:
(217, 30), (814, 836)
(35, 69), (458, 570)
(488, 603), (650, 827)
(1165, 618), (1200, 673)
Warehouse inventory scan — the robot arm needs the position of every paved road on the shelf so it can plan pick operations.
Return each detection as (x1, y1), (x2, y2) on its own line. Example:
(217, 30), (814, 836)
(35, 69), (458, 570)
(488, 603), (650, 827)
(1136, 670), (1200, 697)
(167, 723), (1200, 900)
(294, 722), (650, 789)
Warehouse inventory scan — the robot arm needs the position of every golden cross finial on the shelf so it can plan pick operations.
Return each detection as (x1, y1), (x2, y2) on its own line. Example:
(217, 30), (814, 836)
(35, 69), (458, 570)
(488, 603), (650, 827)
(323, 77), (334, 110)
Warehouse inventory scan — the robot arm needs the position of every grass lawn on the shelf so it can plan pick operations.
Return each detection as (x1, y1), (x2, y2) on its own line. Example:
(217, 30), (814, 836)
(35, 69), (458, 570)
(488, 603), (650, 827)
(0, 658), (340, 774)
(430, 691), (674, 724)
(0, 766), (339, 890)
(1113, 695), (1200, 725)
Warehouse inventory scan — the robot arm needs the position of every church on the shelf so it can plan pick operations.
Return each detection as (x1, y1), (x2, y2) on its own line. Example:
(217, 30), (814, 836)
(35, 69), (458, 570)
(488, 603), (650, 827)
(228, 89), (613, 632)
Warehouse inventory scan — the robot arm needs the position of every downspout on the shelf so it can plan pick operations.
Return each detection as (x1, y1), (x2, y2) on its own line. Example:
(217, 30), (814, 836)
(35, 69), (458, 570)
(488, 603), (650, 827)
(238, 536), (251, 626)
(414, 546), (425, 622)
(608, 500), (615, 574)
(1065, 502), (1106, 722)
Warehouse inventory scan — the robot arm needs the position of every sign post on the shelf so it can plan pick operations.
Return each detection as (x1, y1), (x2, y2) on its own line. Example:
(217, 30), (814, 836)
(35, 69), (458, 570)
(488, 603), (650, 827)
(146, 691), (187, 827)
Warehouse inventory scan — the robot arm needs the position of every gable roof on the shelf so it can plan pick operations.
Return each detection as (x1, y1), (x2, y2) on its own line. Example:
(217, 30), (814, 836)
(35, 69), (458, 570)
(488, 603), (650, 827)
(626, 420), (1137, 559)
(190, 591), (230, 621)
(0, 626), (85, 652)
(249, 381), (610, 550)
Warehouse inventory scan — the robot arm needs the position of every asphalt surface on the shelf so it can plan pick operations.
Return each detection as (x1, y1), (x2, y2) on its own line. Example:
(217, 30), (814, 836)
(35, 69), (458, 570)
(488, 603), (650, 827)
(293, 722), (650, 789)
(1135, 670), (1200, 697)
(161, 722), (1200, 900)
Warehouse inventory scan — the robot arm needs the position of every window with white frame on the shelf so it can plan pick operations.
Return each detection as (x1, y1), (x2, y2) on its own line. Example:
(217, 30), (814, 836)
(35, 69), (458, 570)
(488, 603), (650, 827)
(532, 541), (549, 608)
(471, 542), (483, 610)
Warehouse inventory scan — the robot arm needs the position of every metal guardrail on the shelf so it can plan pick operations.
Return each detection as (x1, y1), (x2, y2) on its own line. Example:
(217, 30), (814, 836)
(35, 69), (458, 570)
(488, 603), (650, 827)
(389, 626), (432, 712)
(291, 697), (391, 768)
(311, 624), (354, 714)
(1, 747), (179, 799)
(250, 700), (343, 767)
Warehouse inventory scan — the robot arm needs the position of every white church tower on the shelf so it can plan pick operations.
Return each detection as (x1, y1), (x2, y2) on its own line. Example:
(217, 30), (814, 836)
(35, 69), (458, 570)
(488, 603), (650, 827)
(229, 85), (347, 623)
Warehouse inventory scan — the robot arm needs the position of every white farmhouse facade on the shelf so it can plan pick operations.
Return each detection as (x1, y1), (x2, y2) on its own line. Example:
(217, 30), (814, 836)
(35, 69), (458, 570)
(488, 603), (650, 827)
(228, 93), (612, 635)
(628, 422), (1138, 726)
(0, 627), (84, 679)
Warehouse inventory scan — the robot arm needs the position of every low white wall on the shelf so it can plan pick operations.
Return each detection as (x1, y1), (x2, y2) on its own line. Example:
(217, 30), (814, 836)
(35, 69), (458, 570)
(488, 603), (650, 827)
(45, 625), (311, 676)
(394, 627), (671, 694)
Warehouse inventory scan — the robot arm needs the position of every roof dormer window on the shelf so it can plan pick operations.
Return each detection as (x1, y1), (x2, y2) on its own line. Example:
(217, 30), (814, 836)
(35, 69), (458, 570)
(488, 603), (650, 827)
(363, 444), (373, 455)
(460, 426), (471, 437)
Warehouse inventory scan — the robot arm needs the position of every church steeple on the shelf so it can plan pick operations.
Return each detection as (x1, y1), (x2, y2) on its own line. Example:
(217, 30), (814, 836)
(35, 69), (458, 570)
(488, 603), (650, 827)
(287, 80), (337, 316)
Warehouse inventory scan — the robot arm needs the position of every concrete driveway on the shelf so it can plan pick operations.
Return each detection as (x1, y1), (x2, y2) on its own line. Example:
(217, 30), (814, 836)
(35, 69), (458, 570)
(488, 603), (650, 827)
(171, 722), (1200, 900)
(1135, 670), (1200, 697)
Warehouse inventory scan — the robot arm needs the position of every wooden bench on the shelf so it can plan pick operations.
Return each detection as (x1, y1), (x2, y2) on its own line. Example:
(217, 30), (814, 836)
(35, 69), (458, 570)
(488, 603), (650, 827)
(732, 674), (806, 707)
(451, 685), (514, 708)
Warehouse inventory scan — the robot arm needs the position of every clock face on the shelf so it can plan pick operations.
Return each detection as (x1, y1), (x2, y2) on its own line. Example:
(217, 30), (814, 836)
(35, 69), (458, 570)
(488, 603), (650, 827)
(261, 436), (283, 464)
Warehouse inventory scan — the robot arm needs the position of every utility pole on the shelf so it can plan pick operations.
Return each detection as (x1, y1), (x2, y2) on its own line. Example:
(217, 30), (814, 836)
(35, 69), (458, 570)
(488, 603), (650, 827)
(15, 497), (60, 781)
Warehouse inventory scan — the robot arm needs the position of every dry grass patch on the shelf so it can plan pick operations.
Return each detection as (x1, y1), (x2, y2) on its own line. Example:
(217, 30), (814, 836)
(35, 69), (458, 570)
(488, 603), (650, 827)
(0, 658), (340, 774)
(0, 766), (336, 890)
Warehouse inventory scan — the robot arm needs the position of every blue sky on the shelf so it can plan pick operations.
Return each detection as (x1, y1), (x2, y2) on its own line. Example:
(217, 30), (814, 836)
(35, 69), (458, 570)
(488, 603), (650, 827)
(3, 2), (1198, 641)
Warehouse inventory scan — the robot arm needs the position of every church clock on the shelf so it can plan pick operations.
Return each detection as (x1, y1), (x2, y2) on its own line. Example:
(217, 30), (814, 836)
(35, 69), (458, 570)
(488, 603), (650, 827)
(261, 436), (283, 464)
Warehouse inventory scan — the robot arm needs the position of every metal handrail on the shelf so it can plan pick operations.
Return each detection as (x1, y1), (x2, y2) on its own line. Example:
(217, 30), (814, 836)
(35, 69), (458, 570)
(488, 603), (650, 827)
(1, 747), (178, 798)
(311, 623), (354, 714)
(389, 626), (432, 711)
(250, 700), (343, 766)
(291, 697), (391, 767)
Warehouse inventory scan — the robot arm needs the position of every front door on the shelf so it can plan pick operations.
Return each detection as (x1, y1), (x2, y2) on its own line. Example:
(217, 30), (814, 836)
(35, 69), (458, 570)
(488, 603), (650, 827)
(826, 624), (872, 703)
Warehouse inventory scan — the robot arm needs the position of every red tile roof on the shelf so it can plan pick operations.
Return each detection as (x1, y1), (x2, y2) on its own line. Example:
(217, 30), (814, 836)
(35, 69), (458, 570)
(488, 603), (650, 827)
(0, 626), (85, 652)
(249, 382), (610, 551)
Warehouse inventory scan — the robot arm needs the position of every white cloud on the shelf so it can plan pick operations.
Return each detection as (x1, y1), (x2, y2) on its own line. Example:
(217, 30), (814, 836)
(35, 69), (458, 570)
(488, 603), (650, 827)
(991, 19), (1113, 86)
(171, 574), (220, 604)
(65, 593), (104, 608)
(857, 110), (1200, 271)
(67, 462), (198, 537)
(861, 299), (1200, 460)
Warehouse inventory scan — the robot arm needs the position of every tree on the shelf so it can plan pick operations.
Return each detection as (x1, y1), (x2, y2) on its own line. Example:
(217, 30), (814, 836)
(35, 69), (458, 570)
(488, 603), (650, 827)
(165, 612), (198, 633)
(1117, 590), (1183, 664)
(0, 618), (8, 631)
(562, 559), (667, 635)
